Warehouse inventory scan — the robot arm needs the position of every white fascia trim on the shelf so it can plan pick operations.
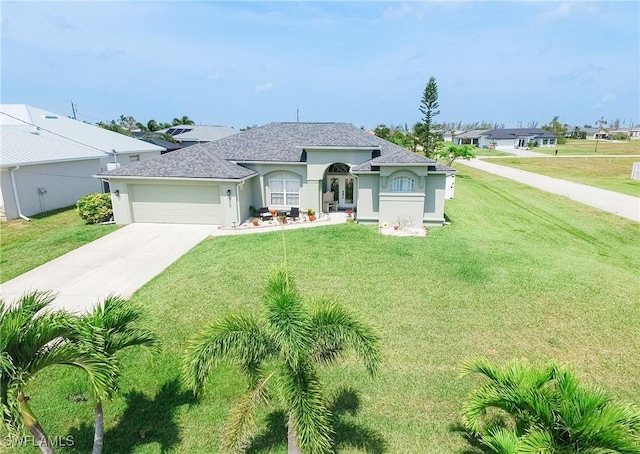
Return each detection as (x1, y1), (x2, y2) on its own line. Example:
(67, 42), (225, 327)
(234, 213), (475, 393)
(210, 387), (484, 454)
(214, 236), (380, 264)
(297, 146), (379, 151)
(376, 162), (432, 167)
(234, 160), (307, 165)
(2, 156), (104, 168)
(92, 174), (257, 183)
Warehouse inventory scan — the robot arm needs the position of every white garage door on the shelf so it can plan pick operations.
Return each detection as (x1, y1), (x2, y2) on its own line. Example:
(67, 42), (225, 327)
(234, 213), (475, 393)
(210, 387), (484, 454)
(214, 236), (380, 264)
(131, 184), (222, 224)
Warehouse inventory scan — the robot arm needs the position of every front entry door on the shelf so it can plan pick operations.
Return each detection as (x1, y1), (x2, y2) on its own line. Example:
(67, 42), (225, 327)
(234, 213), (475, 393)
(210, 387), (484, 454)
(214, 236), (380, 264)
(329, 176), (355, 209)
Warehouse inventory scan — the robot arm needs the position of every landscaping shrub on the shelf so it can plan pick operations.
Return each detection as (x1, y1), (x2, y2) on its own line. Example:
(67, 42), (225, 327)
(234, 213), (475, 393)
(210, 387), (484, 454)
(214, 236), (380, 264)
(76, 193), (113, 224)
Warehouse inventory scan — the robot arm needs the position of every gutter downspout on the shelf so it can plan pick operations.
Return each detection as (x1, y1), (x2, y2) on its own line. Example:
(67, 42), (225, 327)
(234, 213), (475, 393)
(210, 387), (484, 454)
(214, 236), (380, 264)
(10, 167), (31, 221)
(235, 183), (242, 225)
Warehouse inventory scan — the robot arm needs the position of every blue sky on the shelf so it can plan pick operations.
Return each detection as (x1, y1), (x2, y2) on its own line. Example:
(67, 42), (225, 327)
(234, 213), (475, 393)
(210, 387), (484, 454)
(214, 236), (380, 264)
(2, 1), (638, 130)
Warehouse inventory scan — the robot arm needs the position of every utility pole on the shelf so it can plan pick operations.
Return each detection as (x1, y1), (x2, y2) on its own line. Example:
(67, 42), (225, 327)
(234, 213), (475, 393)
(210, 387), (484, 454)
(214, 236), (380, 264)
(296, 108), (299, 123)
(70, 101), (77, 120)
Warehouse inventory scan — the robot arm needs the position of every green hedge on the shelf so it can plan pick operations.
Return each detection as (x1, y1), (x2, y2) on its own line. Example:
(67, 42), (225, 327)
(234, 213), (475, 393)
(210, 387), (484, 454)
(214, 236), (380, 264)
(76, 193), (113, 224)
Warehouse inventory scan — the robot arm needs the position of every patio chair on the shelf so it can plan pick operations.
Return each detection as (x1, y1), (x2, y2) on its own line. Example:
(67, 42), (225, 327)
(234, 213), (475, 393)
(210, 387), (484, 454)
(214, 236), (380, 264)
(286, 207), (300, 221)
(323, 192), (338, 212)
(259, 207), (272, 221)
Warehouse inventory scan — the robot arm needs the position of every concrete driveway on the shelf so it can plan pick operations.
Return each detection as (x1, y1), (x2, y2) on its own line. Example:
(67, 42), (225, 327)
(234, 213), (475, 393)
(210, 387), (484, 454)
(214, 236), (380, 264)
(0, 223), (219, 313)
(458, 159), (640, 222)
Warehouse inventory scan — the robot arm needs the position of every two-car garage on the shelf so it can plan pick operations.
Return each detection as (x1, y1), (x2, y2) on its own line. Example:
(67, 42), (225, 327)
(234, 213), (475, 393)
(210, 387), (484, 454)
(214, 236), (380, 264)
(108, 180), (226, 225)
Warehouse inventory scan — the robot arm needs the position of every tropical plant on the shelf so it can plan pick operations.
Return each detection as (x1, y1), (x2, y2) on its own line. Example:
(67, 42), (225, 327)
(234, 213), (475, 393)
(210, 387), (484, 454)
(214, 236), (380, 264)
(172, 116), (195, 126)
(183, 266), (379, 453)
(461, 357), (640, 454)
(438, 145), (476, 166)
(0, 292), (114, 454)
(76, 193), (113, 224)
(79, 295), (156, 454)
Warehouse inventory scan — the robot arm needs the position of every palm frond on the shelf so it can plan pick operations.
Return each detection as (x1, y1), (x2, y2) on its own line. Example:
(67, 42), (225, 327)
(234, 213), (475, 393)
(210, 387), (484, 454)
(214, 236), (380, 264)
(479, 426), (519, 454)
(516, 428), (555, 454)
(278, 362), (333, 454)
(221, 372), (273, 454)
(81, 295), (157, 355)
(308, 299), (380, 376)
(183, 314), (273, 396)
(262, 267), (311, 369)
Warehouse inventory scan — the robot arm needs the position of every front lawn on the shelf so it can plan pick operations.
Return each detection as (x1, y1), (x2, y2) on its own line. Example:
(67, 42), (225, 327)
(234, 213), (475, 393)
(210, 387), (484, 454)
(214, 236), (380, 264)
(486, 157), (640, 197)
(0, 206), (120, 283)
(8, 169), (640, 453)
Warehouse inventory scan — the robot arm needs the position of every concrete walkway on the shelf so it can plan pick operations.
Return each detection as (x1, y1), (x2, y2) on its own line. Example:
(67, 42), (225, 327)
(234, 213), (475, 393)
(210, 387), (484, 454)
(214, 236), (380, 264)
(0, 214), (349, 313)
(457, 158), (640, 222)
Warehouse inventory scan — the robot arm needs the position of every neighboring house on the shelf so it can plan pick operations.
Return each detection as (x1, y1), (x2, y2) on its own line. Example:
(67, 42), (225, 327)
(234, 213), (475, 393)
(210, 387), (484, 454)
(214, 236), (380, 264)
(452, 129), (484, 146)
(0, 104), (165, 221)
(158, 124), (239, 146)
(98, 122), (455, 228)
(478, 128), (558, 148)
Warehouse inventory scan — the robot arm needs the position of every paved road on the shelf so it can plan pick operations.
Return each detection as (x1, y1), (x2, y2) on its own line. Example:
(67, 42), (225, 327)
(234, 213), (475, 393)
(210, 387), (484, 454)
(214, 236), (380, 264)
(0, 223), (219, 313)
(457, 158), (640, 222)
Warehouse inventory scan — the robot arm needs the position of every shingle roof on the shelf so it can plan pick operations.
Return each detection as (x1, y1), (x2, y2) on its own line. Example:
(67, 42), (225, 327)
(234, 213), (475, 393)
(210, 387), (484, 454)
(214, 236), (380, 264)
(99, 122), (455, 179)
(99, 144), (256, 179)
(480, 128), (557, 139)
(453, 129), (484, 139)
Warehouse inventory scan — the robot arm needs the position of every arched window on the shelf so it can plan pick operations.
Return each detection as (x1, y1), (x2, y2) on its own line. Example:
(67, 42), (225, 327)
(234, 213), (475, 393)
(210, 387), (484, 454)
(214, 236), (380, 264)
(390, 176), (414, 192)
(269, 173), (300, 206)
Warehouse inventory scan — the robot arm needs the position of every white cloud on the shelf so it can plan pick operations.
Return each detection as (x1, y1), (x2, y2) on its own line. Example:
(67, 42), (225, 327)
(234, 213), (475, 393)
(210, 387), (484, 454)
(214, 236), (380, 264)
(592, 94), (615, 109)
(255, 82), (277, 94)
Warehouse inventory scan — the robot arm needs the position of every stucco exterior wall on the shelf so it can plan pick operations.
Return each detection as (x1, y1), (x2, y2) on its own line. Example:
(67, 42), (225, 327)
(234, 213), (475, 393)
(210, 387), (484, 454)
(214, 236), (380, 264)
(354, 173), (379, 223)
(424, 173), (447, 224)
(1, 160), (103, 220)
(379, 193), (426, 228)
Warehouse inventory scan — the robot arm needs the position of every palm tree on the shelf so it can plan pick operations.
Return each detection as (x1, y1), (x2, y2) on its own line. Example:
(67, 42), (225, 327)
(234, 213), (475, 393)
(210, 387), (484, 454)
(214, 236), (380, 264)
(80, 295), (156, 454)
(461, 358), (640, 454)
(172, 116), (195, 126)
(183, 266), (379, 453)
(146, 119), (160, 131)
(1, 292), (113, 454)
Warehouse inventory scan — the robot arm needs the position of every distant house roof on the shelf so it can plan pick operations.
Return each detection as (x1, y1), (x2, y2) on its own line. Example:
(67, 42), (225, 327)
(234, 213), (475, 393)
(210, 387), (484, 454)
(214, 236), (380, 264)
(480, 128), (557, 139)
(1, 125), (106, 167)
(0, 105), (166, 167)
(100, 122), (454, 180)
(0, 105), (166, 156)
(453, 129), (485, 139)
(158, 124), (239, 143)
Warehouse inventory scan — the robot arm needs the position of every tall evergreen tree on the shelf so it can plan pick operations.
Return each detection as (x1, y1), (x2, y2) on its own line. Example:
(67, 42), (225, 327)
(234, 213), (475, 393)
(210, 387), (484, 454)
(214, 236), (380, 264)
(418, 77), (441, 158)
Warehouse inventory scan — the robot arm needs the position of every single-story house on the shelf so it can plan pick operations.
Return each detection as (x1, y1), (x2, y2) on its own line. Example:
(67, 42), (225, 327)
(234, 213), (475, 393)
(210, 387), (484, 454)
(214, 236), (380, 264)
(98, 122), (456, 228)
(453, 129), (483, 146)
(478, 128), (558, 148)
(158, 124), (239, 146)
(0, 104), (165, 221)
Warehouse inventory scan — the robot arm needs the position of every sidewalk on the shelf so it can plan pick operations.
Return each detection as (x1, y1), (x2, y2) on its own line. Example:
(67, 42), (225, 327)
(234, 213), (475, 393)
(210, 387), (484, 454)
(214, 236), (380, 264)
(457, 159), (640, 222)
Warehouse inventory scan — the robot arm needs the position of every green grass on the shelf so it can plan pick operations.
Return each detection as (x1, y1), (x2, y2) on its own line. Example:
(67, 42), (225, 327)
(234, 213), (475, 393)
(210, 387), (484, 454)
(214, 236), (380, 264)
(0, 206), (120, 283)
(535, 139), (640, 156)
(471, 148), (513, 157)
(487, 157), (640, 197)
(6, 170), (640, 453)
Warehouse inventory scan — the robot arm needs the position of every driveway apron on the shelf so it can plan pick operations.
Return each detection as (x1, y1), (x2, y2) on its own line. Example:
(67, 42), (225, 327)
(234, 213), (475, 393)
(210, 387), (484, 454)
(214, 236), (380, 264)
(0, 223), (219, 313)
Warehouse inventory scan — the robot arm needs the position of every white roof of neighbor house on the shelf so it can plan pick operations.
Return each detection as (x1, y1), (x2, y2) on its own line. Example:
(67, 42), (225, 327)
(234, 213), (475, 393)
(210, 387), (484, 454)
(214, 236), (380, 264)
(0, 125), (107, 167)
(159, 124), (238, 142)
(0, 104), (165, 160)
